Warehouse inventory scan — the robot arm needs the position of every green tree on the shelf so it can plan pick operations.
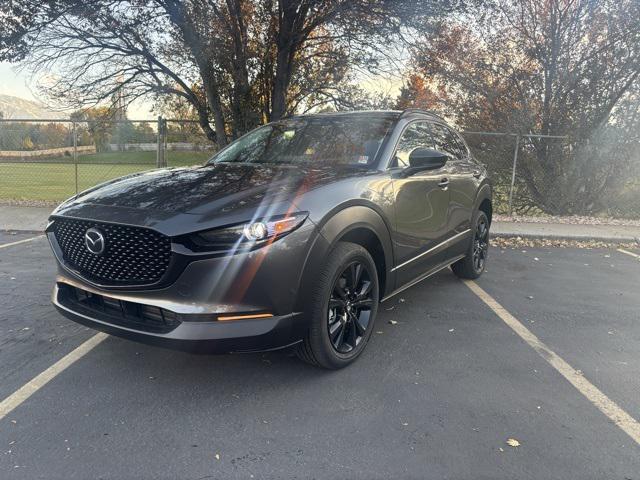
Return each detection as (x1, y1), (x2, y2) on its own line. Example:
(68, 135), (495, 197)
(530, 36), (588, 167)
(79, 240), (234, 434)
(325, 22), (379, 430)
(70, 107), (117, 152)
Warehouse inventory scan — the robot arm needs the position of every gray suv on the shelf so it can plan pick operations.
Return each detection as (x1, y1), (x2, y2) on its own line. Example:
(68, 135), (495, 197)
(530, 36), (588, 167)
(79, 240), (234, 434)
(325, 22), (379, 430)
(47, 109), (492, 369)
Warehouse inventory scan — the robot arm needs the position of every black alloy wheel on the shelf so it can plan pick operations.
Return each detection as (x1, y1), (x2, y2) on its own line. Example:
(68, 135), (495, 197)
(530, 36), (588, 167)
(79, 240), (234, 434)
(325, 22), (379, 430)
(296, 241), (379, 369)
(451, 210), (490, 280)
(327, 261), (374, 354)
(472, 215), (489, 272)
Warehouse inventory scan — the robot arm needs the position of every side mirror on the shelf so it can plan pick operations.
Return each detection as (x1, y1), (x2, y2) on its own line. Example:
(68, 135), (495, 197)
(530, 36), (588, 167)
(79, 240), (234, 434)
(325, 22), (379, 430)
(408, 148), (448, 171)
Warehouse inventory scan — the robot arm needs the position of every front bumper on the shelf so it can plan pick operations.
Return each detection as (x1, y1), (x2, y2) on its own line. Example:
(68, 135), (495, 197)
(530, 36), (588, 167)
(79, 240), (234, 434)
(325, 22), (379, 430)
(49, 221), (323, 353)
(52, 283), (305, 353)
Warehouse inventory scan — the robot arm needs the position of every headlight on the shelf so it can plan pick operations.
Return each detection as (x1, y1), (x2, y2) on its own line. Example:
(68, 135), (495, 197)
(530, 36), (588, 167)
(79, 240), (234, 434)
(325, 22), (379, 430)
(192, 212), (308, 251)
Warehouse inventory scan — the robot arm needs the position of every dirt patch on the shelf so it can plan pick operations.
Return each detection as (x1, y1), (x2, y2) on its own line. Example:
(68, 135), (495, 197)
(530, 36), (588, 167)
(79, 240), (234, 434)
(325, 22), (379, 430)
(491, 236), (639, 249)
(494, 214), (640, 227)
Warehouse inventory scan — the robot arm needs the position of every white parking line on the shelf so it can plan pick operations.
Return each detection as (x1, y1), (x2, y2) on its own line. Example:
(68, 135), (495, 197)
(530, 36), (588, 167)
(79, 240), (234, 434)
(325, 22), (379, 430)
(0, 234), (45, 249)
(464, 279), (640, 446)
(0, 333), (108, 422)
(617, 248), (640, 260)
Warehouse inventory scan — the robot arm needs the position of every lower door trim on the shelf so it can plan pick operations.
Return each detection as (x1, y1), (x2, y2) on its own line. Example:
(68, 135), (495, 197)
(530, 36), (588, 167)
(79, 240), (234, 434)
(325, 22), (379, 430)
(390, 229), (471, 273)
(381, 254), (466, 302)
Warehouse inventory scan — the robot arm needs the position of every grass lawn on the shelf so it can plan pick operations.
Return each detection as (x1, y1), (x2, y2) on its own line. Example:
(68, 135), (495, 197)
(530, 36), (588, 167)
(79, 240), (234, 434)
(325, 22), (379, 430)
(0, 151), (211, 202)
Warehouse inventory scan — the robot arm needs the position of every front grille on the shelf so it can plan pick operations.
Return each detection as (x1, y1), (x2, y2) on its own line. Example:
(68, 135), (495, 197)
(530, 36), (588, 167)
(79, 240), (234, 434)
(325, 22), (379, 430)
(58, 284), (180, 333)
(51, 218), (172, 286)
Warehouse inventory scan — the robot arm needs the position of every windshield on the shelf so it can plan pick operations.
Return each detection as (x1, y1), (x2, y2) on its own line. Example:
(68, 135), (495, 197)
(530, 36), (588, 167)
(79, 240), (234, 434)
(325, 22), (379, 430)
(208, 115), (395, 166)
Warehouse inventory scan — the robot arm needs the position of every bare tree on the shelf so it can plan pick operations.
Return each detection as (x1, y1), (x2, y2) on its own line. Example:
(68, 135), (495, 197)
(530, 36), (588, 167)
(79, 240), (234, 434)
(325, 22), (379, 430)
(1, 0), (473, 146)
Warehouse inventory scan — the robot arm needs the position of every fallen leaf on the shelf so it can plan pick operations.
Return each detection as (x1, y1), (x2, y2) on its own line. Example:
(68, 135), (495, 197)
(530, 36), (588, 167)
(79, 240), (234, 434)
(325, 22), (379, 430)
(506, 438), (521, 447)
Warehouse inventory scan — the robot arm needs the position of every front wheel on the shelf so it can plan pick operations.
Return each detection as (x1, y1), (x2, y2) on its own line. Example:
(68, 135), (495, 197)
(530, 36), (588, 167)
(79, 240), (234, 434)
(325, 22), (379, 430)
(451, 210), (490, 279)
(296, 242), (379, 369)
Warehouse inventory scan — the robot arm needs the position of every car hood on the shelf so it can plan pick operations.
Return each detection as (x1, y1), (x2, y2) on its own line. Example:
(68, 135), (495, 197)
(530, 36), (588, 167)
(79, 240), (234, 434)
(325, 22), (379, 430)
(52, 163), (365, 236)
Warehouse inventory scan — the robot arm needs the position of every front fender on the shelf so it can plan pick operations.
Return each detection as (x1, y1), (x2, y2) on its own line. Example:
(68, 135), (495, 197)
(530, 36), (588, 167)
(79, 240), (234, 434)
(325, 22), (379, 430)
(294, 205), (395, 313)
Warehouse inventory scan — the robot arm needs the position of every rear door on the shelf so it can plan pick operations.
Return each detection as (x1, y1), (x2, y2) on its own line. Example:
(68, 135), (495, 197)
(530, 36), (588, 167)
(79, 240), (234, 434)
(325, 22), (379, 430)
(390, 121), (451, 286)
(429, 123), (478, 259)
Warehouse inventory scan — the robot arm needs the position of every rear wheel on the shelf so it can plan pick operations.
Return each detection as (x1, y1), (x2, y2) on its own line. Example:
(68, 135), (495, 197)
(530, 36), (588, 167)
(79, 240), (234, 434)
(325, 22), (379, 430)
(296, 242), (379, 369)
(451, 210), (490, 279)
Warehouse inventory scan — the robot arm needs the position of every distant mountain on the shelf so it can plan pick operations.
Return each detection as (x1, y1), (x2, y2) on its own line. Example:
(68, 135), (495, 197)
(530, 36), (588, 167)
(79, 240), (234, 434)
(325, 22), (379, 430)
(0, 94), (68, 120)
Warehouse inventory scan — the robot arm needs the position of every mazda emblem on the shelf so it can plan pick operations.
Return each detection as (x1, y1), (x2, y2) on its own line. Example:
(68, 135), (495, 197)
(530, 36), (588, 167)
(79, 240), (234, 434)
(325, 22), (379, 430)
(85, 228), (106, 255)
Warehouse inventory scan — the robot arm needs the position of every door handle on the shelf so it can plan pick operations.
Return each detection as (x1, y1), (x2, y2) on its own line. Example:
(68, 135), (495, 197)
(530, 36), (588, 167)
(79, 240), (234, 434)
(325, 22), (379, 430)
(438, 178), (450, 189)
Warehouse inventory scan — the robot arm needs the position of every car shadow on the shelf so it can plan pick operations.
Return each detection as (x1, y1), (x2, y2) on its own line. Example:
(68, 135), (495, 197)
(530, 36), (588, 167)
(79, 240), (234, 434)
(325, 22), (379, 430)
(78, 269), (465, 390)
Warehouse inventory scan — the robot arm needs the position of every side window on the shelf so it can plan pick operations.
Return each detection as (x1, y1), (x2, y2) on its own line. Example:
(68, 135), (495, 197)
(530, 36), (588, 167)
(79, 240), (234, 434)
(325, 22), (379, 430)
(452, 130), (470, 159)
(393, 122), (434, 168)
(430, 124), (468, 160)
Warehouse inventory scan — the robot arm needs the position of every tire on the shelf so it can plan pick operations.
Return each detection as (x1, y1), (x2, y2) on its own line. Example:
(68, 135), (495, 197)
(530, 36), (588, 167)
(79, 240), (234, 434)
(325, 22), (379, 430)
(451, 210), (490, 280)
(296, 241), (379, 369)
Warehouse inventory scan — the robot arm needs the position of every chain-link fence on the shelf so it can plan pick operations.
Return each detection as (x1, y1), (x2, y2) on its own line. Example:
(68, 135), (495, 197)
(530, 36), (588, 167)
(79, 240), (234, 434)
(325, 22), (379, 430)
(1, 118), (639, 218)
(462, 131), (640, 219)
(462, 132), (570, 216)
(0, 118), (215, 202)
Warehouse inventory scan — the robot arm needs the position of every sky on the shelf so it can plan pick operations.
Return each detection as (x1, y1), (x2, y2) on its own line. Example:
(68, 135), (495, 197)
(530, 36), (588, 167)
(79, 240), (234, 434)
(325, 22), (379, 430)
(0, 62), (37, 101)
(0, 61), (154, 118)
(0, 60), (402, 119)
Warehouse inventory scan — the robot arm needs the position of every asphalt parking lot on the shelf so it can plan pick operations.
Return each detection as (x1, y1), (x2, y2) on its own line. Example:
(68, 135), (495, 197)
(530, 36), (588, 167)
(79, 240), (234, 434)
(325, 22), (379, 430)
(1, 235), (639, 479)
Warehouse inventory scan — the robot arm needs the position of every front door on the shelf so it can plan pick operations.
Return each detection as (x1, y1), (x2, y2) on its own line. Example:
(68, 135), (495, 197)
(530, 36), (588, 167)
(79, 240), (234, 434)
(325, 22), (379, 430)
(390, 121), (451, 287)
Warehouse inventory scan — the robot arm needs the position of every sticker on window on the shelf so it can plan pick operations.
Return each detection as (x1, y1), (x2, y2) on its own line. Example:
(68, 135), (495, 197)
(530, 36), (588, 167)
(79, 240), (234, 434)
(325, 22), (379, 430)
(357, 155), (369, 164)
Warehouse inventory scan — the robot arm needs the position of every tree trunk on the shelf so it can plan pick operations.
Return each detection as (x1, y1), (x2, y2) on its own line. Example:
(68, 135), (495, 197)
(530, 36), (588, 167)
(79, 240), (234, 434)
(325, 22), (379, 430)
(204, 79), (228, 147)
(271, 47), (291, 120)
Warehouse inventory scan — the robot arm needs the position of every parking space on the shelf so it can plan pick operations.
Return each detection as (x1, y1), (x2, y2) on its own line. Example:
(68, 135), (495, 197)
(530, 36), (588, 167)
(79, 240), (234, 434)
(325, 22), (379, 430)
(1, 240), (639, 479)
(0, 236), (94, 400)
(476, 248), (640, 421)
(617, 247), (640, 260)
(0, 231), (44, 248)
